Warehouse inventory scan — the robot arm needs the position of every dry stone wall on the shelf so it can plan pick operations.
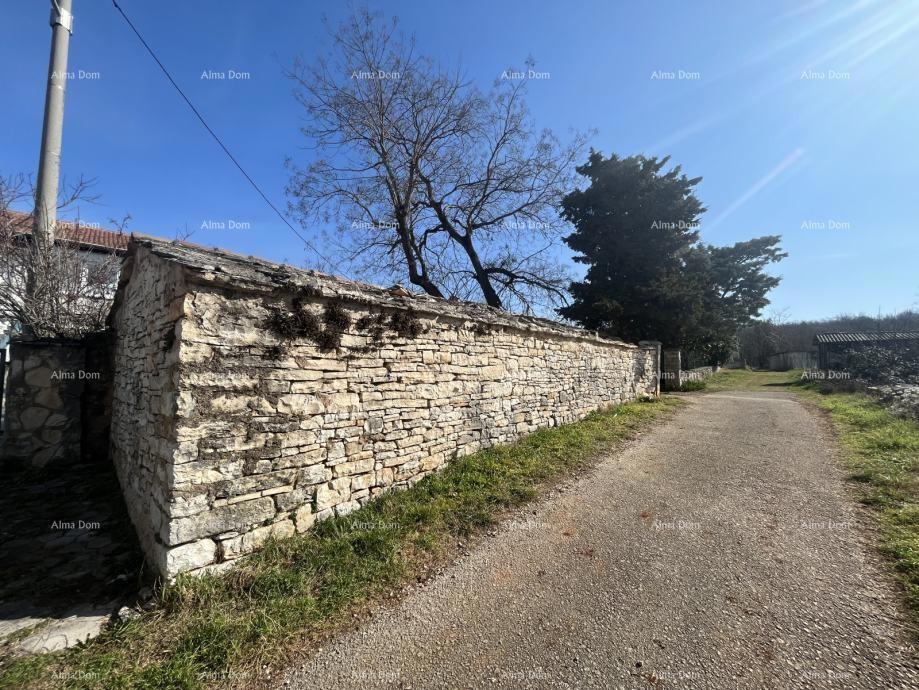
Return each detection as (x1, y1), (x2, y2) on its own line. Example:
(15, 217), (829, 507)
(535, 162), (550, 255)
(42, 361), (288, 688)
(1, 339), (85, 468)
(108, 248), (188, 575)
(110, 238), (660, 578)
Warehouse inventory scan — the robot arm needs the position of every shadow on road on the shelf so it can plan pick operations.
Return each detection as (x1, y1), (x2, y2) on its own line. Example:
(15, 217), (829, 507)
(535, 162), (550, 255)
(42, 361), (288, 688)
(0, 456), (143, 649)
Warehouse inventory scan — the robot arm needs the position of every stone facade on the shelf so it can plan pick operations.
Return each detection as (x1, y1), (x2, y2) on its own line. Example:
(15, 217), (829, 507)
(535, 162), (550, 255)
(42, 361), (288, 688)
(2, 339), (87, 468)
(109, 237), (661, 578)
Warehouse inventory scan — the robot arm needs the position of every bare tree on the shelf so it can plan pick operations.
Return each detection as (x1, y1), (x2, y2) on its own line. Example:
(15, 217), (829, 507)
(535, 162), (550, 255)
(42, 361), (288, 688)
(736, 308), (789, 368)
(0, 173), (123, 339)
(286, 9), (586, 313)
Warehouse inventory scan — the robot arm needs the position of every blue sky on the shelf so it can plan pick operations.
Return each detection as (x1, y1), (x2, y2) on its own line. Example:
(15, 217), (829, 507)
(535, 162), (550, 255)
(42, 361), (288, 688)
(2, 0), (918, 321)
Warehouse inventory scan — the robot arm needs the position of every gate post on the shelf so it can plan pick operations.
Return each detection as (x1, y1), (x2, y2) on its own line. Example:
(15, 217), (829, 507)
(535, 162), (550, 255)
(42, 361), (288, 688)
(639, 340), (662, 395)
(661, 348), (682, 392)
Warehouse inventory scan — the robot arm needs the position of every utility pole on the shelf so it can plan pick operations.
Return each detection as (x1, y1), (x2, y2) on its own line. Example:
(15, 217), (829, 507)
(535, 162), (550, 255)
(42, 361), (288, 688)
(33, 0), (74, 252)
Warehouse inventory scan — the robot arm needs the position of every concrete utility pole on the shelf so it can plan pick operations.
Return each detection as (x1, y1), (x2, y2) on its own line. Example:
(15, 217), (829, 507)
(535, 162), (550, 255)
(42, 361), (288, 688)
(33, 0), (74, 252)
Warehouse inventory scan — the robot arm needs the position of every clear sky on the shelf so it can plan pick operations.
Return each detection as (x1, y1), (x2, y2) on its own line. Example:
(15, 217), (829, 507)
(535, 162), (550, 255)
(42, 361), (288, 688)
(2, 0), (917, 321)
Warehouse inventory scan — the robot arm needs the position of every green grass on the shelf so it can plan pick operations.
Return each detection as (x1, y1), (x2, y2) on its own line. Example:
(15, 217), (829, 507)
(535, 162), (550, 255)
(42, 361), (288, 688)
(0, 396), (682, 690)
(795, 385), (919, 622)
(709, 368), (919, 629)
(678, 379), (707, 391)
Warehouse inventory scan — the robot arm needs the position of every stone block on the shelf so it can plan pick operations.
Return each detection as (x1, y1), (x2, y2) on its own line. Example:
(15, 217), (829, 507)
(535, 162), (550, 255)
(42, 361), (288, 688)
(294, 504), (316, 532)
(277, 394), (325, 415)
(220, 520), (295, 559)
(165, 497), (276, 545)
(159, 539), (217, 577)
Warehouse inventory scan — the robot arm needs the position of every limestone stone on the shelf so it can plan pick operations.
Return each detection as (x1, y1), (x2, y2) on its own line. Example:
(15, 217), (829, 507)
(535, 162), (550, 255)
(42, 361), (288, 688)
(18, 608), (112, 654)
(220, 519), (295, 559)
(34, 386), (62, 409)
(24, 366), (52, 387)
(335, 500), (360, 517)
(350, 473), (374, 491)
(315, 478), (351, 511)
(165, 497), (276, 545)
(20, 406), (51, 431)
(294, 504), (316, 532)
(297, 464), (332, 485)
(160, 539), (218, 576)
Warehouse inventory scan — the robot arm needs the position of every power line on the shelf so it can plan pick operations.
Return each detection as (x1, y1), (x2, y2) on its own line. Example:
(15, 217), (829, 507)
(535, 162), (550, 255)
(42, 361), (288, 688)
(110, 0), (330, 265)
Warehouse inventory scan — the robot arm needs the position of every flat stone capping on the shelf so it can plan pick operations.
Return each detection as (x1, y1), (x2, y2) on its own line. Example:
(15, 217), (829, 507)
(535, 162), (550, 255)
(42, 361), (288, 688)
(127, 234), (639, 349)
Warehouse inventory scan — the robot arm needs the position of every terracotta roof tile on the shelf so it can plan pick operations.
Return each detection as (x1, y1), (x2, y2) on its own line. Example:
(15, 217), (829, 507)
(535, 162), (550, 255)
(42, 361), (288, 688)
(5, 210), (129, 251)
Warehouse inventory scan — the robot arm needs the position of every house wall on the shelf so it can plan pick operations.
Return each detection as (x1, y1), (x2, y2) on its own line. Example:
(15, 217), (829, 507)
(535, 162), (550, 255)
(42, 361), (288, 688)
(109, 246), (661, 578)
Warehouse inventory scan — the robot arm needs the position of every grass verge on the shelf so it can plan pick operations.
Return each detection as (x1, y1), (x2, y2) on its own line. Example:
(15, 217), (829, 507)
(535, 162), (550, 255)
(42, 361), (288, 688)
(707, 368), (919, 630)
(0, 396), (682, 690)
(796, 383), (919, 627)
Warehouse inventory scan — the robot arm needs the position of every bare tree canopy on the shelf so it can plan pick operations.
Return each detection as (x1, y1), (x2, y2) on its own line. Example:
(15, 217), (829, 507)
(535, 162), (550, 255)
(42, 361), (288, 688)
(285, 9), (587, 313)
(0, 173), (123, 339)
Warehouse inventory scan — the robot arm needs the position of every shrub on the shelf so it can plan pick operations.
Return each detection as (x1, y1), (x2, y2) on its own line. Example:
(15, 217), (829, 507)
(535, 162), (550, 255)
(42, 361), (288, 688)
(679, 379), (707, 391)
(845, 344), (919, 385)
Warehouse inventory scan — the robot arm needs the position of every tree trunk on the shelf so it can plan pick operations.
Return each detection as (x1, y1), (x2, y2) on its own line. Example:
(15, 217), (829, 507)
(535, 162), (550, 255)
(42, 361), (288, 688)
(459, 235), (502, 308)
(396, 213), (444, 299)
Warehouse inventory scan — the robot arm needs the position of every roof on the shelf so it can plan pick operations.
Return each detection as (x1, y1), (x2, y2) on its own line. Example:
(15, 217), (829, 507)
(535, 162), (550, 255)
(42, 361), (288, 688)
(127, 234), (639, 348)
(5, 210), (129, 252)
(814, 331), (919, 344)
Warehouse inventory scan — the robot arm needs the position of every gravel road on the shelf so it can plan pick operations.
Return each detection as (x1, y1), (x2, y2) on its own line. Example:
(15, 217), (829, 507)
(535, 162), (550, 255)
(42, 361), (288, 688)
(278, 391), (919, 689)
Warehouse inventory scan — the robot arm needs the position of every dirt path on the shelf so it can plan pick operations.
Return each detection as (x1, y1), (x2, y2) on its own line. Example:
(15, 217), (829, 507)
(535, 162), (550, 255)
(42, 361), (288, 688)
(279, 391), (919, 689)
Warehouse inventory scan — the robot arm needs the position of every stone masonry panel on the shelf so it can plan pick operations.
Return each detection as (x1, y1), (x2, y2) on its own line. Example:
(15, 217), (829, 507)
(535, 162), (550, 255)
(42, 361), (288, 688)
(109, 238), (660, 578)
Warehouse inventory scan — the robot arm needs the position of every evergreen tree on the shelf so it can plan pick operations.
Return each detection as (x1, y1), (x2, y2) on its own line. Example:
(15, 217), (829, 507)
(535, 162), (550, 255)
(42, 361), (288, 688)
(559, 151), (786, 359)
(558, 152), (705, 345)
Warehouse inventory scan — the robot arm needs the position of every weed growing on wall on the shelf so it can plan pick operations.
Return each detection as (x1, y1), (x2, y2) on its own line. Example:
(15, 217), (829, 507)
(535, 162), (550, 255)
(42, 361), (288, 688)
(353, 307), (425, 353)
(267, 290), (426, 356)
(265, 289), (351, 353)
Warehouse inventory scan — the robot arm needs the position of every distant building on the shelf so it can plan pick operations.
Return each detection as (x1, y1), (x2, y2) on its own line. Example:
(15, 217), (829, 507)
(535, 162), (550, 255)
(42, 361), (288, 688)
(814, 332), (919, 369)
(0, 211), (130, 350)
(767, 350), (817, 371)
(1, 213), (130, 430)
